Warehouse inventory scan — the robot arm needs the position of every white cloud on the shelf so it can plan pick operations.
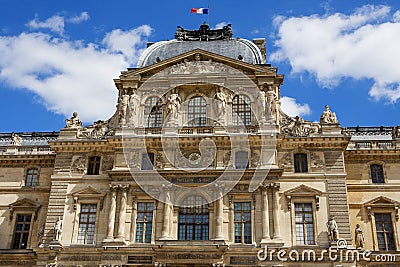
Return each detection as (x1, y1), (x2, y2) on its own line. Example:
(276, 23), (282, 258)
(27, 12), (90, 34)
(103, 25), (152, 64)
(393, 10), (400, 22)
(271, 5), (400, 103)
(280, 96), (311, 117)
(215, 22), (229, 29)
(27, 15), (65, 34)
(0, 25), (152, 123)
(69, 12), (90, 24)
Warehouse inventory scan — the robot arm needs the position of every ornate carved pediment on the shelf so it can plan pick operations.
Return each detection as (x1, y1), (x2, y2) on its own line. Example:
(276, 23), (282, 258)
(76, 120), (115, 139)
(280, 111), (321, 137)
(9, 198), (41, 221)
(122, 49), (275, 78)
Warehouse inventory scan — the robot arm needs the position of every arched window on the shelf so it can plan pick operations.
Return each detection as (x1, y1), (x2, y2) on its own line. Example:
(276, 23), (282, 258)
(232, 95), (251, 126)
(178, 195), (209, 240)
(188, 96), (206, 127)
(144, 97), (163, 128)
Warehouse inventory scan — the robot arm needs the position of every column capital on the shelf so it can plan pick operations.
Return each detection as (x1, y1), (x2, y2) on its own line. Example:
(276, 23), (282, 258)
(119, 184), (130, 192)
(267, 182), (280, 191)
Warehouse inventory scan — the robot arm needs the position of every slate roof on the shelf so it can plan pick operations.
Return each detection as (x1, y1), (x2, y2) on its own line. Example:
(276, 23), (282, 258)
(136, 39), (264, 67)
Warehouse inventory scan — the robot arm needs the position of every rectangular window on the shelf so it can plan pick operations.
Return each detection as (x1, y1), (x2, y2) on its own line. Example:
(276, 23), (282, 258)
(87, 156), (101, 175)
(295, 203), (315, 245)
(375, 213), (395, 251)
(234, 202), (252, 244)
(294, 153), (308, 173)
(77, 204), (97, 244)
(141, 153), (155, 170)
(135, 202), (154, 243)
(12, 214), (32, 249)
(25, 168), (38, 187)
(370, 164), (385, 183)
(235, 151), (249, 169)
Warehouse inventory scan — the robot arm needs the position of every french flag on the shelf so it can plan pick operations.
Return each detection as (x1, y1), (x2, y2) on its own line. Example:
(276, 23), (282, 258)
(191, 8), (209, 14)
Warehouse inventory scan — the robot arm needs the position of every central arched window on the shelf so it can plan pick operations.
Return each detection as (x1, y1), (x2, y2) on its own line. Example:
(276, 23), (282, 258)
(178, 195), (209, 240)
(144, 97), (163, 128)
(232, 95), (251, 126)
(188, 96), (206, 127)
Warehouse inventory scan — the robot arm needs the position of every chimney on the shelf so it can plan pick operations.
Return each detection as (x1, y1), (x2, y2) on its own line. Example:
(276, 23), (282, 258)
(253, 38), (266, 64)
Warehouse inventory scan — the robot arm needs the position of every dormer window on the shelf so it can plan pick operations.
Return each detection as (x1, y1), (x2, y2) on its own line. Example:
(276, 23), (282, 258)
(25, 168), (38, 187)
(87, 156), (101, 175)
(235, 151), (249, 169)
(294, 153), (308, 173)
(141, 153), (155, 170)
(370, 164), (384, 183)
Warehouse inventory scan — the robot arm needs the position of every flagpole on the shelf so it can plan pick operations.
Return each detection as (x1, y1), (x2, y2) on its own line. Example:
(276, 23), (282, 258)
(208, 4), (210, 26)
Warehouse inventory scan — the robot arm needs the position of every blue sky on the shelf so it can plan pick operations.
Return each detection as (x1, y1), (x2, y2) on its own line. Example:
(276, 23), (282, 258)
(0, 0), (399, 132)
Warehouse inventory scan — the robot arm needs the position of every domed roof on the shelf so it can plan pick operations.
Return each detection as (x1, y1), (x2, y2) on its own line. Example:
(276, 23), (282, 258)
(136, 24), (264, 67)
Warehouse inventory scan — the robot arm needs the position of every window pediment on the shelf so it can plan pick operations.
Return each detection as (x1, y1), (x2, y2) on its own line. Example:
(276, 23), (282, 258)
(284, 185), (322, 197)
(284, 185), (322, 211)
(364, 196), (400, 221)
(364, 196), (399, 208)
(71, 186), (106, 210)
(9, 198), (41, 221)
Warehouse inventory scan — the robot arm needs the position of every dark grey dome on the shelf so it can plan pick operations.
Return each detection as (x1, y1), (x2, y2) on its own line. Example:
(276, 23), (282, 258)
(136, 38), (264, 67)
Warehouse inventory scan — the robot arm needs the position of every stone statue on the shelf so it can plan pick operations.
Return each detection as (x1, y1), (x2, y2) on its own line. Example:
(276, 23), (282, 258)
(320, 105), (339, 124)
(257, 90), (267, 121)
(126, 89), (140, 126)
(266, 86), (277, 121)
(54, 217), (62, 241)
(166, 92), (181, 124)
(11, 133), (22, 146)
(118, 90), (130, 125)
(392, 126), (400, 139)
(65, 112), (82, 129)
(327, 216), (339, 241)
(355, 224), (365, 249)
(214, 87), (227, 121)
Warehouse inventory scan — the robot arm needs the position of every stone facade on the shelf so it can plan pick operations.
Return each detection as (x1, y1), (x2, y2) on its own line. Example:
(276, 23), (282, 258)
(1, 25), (400, 267)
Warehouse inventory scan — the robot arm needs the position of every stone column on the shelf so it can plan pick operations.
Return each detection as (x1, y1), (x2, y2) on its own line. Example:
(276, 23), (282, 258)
(129, 196), (137, 243)
(160, 186), (172, 240)
(214, 191), (224, 240)
(271, 183), (281, 240)
(261, 186), (270, 243)
(105, 185), (118, 241)
(228, 196), (234, 242)
(117, 185), (129, 241)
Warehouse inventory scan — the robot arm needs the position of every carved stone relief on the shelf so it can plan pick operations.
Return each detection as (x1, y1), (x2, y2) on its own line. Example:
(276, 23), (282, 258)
(77, 120), (115, 139)
(310, 152), (325, 169)
(101, 154), (114, 171)
(70, 155), (87, 174)
(280, 112), (320, 137)
(278, 152), (292, 169)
